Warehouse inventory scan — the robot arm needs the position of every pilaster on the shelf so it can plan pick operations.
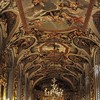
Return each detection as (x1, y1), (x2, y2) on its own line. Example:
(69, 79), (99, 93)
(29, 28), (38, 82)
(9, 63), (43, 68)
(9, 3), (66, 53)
(94, 65), (100, 100)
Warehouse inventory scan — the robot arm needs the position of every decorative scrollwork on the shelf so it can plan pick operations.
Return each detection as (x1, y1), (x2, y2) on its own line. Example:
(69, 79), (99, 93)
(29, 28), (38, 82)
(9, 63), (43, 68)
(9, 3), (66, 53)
(0, 0), (10, 12)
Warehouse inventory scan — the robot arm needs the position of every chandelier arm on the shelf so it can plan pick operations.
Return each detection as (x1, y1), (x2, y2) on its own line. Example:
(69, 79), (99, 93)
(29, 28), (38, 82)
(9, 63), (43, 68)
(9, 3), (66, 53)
(44, 78), (64, 97)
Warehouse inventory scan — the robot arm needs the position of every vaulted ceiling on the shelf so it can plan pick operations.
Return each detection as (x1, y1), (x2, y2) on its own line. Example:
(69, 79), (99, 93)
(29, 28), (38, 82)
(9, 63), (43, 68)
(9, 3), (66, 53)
(0, 0), (100, 93)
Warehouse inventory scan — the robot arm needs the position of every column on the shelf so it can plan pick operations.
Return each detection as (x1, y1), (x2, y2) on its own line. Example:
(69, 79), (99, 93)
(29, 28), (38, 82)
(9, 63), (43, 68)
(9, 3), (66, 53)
(72, 93), (75, 100)
(79, 76), (82, 100)
(94, 65), (100, 100)
(28, 81), (33, 100)
(94, 47), (100, 100)
(74, 92), (77, 100)
(6, 67), (14, 100)
(84, 63), (90, 100)
(17, 65), (22, 100)
(24, 74), (28, 100)
(85, 76), (90, 100)
(3, 86), (6, 100)
(0, 84), (1, 100)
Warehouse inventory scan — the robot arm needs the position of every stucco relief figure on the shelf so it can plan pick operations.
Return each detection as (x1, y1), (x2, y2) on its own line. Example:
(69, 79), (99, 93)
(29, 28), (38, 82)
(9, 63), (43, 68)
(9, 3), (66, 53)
(61, 12), (73, 25)
(32, 0), (44, 6)
(59, 0), (79, 10)
(25, 0), (57, 19)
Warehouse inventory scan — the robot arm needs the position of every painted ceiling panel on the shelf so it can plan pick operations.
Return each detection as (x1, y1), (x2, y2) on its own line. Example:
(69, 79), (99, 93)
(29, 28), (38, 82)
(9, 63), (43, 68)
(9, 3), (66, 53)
(21, 0), (90, 31)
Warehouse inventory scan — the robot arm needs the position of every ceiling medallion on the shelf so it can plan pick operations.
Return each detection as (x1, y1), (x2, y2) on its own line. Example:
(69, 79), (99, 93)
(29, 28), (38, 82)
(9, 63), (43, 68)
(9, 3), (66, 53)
(44, 78), (63, 99)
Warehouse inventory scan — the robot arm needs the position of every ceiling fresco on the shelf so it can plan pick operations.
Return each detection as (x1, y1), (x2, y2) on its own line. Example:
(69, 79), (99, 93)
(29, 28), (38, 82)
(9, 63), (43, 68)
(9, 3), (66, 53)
(0, 0), (100, 95)
(22, 0), (90, 31)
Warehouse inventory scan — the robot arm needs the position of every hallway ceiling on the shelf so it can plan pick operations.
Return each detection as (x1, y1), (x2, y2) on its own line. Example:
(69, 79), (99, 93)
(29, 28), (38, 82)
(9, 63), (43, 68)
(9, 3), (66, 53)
(0, 0), (100, 92)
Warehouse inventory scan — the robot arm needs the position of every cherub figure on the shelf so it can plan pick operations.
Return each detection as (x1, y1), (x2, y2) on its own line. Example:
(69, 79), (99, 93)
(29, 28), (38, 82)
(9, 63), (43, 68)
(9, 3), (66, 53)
(32, 0), (44, 6)
(61, 12), (73, 25)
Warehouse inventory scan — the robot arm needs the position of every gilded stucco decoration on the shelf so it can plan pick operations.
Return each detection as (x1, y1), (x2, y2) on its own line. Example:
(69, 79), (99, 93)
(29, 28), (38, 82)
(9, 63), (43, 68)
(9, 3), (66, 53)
(0, 0), (100, 99)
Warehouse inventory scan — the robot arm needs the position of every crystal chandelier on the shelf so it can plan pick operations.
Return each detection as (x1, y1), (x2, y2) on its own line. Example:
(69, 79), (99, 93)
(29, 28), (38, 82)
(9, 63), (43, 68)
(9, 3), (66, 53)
(44, 78), (63, 98)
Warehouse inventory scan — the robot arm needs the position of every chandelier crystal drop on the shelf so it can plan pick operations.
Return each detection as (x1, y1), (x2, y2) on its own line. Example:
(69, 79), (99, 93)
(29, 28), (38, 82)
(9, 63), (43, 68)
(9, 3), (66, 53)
(44, 78), (63, 98)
